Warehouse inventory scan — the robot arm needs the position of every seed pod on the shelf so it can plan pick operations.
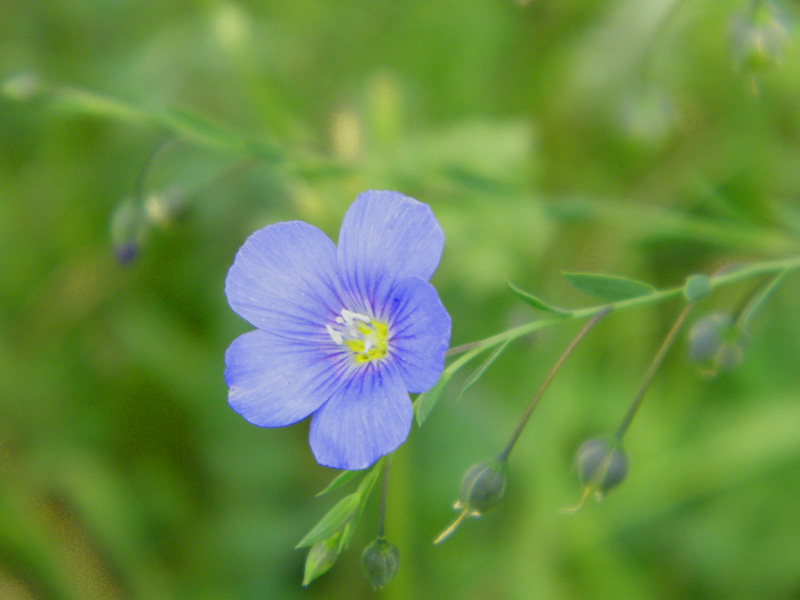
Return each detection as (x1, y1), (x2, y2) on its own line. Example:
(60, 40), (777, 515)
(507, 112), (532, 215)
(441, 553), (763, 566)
(687, 312), (747, 376)
(455, 458), (508, 516)
(434, 457), (508, 544)
(361, 538), (399, 589)
(575, 437), (628, 498)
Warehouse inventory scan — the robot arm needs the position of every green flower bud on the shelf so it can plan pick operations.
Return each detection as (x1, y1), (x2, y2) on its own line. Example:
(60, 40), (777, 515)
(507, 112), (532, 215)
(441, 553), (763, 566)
(144, 188), (188, 229)
(575, 438), (628, 498)
(361, 538), (399, 589)
(684, 274), (712, 302)
(730, 1), (789, 73)
(302, 534), (340, 587)
(687, 312), (747, 376)
(434, 457), (507, 544)
(110, 199), (148, 265)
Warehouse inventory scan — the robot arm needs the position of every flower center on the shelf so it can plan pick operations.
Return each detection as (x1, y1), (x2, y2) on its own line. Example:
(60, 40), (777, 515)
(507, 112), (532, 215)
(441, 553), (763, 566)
(326, 309), (389, 364)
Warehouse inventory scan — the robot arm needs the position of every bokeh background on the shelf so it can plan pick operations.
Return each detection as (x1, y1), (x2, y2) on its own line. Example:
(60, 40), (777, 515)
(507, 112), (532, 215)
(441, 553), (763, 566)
(3, 0), (800, 598)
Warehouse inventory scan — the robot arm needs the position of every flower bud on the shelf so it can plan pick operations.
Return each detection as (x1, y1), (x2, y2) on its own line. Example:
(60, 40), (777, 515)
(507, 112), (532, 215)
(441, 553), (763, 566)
(684, 274), (712, 302)
(730, 1), (789, 73)
(455, 458), (508, 516)
(144, 188), (188, 228)
(302, 534), (340, 587)
(434, 457), (507, 544)
(575, 437), (628, 498)
(110, 199), (148, 265)
(687, 312), (746, 376)
(361, 538), (399, 589)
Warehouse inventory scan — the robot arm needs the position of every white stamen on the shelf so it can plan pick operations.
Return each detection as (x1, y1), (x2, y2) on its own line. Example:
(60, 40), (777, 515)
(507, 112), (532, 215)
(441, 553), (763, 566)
(326, 324), (344, 345)
(341, 309), (370, 324)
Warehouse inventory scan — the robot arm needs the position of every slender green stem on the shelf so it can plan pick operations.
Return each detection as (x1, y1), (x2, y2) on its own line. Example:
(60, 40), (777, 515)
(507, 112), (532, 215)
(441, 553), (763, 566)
(449, 255), (800, 363)
(615, 303), (695, 440)
(498, 306), (612, 461)
(376, 455), (391, 539)
(135, 137), (178, 202)
(736, 269), (789, 328)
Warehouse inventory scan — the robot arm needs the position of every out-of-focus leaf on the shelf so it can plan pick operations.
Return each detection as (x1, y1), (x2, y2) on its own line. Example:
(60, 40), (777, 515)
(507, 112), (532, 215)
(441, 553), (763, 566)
(563, 272), (656, 301)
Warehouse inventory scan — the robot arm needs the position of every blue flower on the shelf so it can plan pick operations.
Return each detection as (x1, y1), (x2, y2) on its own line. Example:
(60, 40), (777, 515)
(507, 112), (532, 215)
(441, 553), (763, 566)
(224, 191), (451, 470)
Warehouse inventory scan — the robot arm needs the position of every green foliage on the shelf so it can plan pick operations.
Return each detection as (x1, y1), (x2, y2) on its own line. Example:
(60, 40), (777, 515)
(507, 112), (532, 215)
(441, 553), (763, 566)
(563, 271), (656, 301)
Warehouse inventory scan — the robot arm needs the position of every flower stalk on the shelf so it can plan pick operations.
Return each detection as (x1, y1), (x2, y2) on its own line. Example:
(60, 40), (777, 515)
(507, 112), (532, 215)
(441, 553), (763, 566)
(499, 305), (613, 460)
(615, 303), (695, 440)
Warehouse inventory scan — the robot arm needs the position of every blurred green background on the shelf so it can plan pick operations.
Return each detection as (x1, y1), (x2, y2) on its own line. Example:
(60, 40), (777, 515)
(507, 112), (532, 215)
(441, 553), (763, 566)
(3, 0), (800, 598)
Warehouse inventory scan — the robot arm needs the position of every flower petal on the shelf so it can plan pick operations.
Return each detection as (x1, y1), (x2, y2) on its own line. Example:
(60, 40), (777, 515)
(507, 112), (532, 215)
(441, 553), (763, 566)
(388, 276), (451, 393)
(337, 191), (444, 316)
(225, 221), (342, 336)
(225, 330), (340, 427)
(309, 364), (412, 470)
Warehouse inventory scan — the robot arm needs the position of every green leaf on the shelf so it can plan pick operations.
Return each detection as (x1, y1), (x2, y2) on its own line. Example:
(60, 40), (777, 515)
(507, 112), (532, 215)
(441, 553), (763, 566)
(508, 281), (572, 315)
(302, 534), (341, 586)
(162, 107), (245, 151)
(337, 459), (384, 552)
(316, 469), (361, 497)
(414, 370), (453, 427)
(295, 494), (360, 549)
(563, 272), (656, 301)
(458, 340), (510, 402)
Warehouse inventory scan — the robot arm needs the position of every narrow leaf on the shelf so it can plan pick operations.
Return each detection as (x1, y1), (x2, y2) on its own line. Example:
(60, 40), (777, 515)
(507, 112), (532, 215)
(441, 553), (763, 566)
(356, 459), (384, 497)
(414, 370), (453, 427)
(458, 340), (511, 402)
(338, 460), (384, 552)
(295, 494), (360, 549)
(563, 272), (656, 301)
(508, 282), (572, 315)
(316, 469), (361, 497)
(162, 107), (244, 151)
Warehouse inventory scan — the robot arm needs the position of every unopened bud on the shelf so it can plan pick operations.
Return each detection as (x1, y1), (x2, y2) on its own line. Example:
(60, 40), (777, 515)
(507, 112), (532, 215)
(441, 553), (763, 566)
(361, 538), (399, 589)
(110, 199), (148, 265)
(144, 188), (188, 228)
(302, 534), (340, 587)
(434, 457), (507, 544)
(576, 438), (628, 498)
(687, 312), (746, 376)
(684, 274), (712, 302)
